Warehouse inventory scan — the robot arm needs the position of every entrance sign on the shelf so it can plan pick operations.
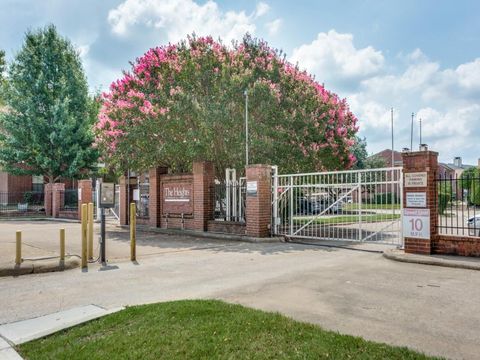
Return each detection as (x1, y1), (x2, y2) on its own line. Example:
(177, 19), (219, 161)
(403, 208), (430, 239)
(405, 172), (427, 187)
(99, 183), (115, 208)
(406, 192), (426, 207)
(247, 181), (258, 196)
(162, 181), (192, 214)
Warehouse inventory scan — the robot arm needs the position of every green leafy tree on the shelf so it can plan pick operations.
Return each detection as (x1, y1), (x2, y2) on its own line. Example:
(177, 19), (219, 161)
(0, 25), (98, 183)
(0, 49), (6, 105)
(460, 168), (480, 205)
(351, 137), (368, 169)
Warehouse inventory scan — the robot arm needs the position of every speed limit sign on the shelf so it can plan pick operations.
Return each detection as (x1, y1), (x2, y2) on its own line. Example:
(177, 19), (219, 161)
(403, 208), (430, 239)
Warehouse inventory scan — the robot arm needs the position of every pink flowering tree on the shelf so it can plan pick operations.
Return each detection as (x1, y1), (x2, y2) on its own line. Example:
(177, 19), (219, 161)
(96, 35), (359, 175)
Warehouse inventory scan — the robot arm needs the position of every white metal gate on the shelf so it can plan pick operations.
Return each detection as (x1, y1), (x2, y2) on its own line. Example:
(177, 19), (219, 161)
(272, 167), (403, 246)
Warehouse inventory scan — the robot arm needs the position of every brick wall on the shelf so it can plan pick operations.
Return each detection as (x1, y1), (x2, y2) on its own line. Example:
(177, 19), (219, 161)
(432, 235), (480, 257)
(207, 220), (246, 235)
(192, 161), (214, 231)
(52, 183), (65, 218)
(77, 180), (92, 220)
(245, 164), (272, 238)
(149, 167), (168, 227)
(44, 183), (53, 216)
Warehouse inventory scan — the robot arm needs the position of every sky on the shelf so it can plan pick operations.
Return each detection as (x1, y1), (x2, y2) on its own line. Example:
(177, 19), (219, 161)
(1, 0), (480, 165)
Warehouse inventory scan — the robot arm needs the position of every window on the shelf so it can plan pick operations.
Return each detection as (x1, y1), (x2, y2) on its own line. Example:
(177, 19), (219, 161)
(32, 176), (44, 193)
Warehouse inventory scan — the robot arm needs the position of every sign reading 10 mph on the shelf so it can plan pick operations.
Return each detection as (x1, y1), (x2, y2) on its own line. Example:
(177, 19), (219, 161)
(403, 208), (430, 239)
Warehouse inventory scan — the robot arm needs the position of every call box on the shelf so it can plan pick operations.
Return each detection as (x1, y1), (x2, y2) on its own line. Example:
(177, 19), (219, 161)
(99, 182), (115, 208)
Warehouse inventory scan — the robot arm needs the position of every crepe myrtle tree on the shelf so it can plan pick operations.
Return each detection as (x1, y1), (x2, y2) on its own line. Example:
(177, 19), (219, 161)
(96, 34), (359, 176)
(0, 25), (99, 184)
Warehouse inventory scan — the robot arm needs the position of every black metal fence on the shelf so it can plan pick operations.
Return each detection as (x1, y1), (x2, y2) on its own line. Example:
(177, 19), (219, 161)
(436, 173), (480, 237)
(60, 189), (78, 212)
(0, 191), (45, 217)
(136, 183), (150, 219)
(213, 180), (246, 222)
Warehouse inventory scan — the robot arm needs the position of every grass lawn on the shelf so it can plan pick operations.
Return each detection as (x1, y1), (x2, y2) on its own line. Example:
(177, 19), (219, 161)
(343, 203), (401, 210)
(296, 213), (400, 225)
(18, 300), (438, 360)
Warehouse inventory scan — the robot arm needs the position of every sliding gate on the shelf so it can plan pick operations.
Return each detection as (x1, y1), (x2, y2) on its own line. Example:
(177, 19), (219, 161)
(272, 167), (403, 246)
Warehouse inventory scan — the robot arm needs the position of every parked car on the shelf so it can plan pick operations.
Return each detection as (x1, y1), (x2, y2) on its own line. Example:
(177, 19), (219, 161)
(296, 197), (342, 215)
(467, 215), (480, 236)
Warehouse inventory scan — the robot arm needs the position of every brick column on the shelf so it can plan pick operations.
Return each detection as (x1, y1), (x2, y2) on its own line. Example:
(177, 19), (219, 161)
(245, 164), (272, 238)
(52, 183), (65, 218)
(192, 161), (215, 231)
(402, 150), (438, 254)
(149, 167), (168, 227)
(44, 183), (53, 216)
(77, 180), (93, 220)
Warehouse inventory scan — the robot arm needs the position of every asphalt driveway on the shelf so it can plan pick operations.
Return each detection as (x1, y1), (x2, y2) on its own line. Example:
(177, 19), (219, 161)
(0, 222), (479, 359)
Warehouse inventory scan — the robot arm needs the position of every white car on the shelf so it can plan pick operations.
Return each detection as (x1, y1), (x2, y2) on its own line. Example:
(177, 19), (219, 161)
(467, 215), (480, 236)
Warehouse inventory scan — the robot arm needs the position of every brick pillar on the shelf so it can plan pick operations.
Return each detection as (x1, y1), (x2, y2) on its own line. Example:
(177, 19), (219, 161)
(44, 183), (53, 216)
(402, 150), (438, 255)
(192, 161), (215, 231)
(77, 180), (93, 220)
(149, 167), (168, 227)
(245, 164), (272, 238)
(52, 183), (65, 218)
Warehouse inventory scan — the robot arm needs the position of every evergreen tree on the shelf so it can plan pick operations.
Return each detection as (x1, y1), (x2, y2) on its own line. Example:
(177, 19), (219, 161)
(0, 50), (5, 105)
(0, 25), (98, 183)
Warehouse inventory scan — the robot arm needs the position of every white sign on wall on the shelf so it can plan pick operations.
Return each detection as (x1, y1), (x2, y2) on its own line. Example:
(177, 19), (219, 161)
(78, 188), (82, 201)
(405, 172), (427, 187)
(403, 208), (430, 239)
(133, 189), (140, 201)
(406, 192), (427, 207)
(246, 181), (258, 196)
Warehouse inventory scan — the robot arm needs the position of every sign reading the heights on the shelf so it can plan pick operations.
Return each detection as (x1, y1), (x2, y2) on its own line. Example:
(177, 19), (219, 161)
(162, 182), (193, 214)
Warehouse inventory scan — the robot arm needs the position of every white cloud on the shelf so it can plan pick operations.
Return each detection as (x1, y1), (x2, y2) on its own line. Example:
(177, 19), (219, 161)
(254, 2), (270, 18)
(108, 0), (270, 44)
(265, 18), (282, 36)
(290, 30), (384, 88)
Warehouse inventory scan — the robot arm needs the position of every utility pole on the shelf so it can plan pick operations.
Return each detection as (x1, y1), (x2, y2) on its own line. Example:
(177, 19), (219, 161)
(410, 112), (414, 151)
(244, 89), (249, 166)
(419, 118), (422, 146)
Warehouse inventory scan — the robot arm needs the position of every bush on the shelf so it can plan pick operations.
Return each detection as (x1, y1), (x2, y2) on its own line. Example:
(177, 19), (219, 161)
(373, 192), (399, 204)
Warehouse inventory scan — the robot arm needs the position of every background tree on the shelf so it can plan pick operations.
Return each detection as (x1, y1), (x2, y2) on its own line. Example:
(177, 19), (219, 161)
(351, 136), (368, 169)
(460, 168), (480, 205)
(0, 50), (5, 105)
(96, 35), (359, 177)
(0, 25), (98, 183)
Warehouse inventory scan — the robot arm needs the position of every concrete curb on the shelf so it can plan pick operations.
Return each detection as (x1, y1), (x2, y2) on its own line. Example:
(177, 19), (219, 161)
(0, 217), (80, 223)
(124, 225), (284, 243)
(0, 256), (80, 277)
(383, 249), (480, 271)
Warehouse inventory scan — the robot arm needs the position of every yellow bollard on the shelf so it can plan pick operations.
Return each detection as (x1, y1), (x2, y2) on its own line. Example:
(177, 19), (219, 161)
(81, 204), (88, 269)
(130, 202), (136, 261)
(60, 228), (65, 261)
(15, 231), (22, 266)
(88, 203), (94, 260)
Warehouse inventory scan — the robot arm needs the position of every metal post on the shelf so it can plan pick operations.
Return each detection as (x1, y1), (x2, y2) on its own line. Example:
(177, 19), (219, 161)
(130, 202), (136, 261)
(358, 174), (363, 241)
(81, 204), (88, 269)
(60, 228), (65, 261)
(88, 202), (94, 260)
(15, 230), (21, 265)
(289, 176), (294, 236)
(410, 112), (414, 151)
(100, 207), (106, 264)
(272, 165), (278, 235)
(244, 89), (249, 166)
(95, 179), (101, 222)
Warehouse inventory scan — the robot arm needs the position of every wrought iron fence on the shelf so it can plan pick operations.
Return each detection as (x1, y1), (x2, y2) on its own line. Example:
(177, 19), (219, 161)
(136, 182), (150, 219)
(60, 189), (78, 212)
(213, 179), (246, 222)
(436, 173), (480, 237)
(0, 191), (45, 216)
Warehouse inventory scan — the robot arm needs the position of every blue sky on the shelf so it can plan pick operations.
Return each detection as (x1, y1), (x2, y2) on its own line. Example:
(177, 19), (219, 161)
(1, 0), (480, 165)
